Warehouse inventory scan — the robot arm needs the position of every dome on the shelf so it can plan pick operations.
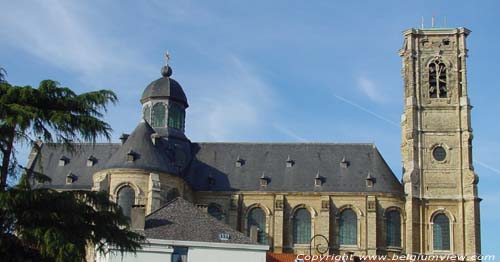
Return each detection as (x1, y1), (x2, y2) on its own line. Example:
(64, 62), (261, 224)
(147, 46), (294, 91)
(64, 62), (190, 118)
(141, 66), (188, 107)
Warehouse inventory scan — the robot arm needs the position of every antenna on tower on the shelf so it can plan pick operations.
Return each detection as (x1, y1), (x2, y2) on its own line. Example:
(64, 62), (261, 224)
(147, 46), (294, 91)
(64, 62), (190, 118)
(444, 16), (448, 27)
(431, 15), (435, 28)
(421, 16), (424, 29)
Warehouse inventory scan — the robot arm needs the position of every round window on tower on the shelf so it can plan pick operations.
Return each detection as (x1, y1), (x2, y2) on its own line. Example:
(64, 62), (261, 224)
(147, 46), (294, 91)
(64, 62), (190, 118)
(432, 146), (447, 161)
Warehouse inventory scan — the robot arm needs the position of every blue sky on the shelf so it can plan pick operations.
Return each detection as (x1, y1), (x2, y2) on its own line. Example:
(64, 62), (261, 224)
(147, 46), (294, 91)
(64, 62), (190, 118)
(1, 0), (499, 255)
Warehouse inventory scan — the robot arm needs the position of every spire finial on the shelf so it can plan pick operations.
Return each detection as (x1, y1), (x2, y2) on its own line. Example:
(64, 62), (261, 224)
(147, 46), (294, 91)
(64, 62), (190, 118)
(165, 50), (171, 66)
(161, 50), (173, 77)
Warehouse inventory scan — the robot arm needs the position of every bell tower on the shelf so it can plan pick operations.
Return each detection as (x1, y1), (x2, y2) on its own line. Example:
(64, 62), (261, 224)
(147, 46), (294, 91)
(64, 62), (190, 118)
(399, 27), (480, 258)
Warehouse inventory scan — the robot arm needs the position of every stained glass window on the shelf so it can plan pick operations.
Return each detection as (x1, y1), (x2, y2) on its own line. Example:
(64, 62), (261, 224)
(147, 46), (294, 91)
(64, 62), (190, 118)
(247, 208), (267, 244)
(293, 208), (311, 244)
(151, 103), (166, 127)
(117, 186), (135, 218)
(340, 209), (357, 245)
(168, 103), (184, 130)
(433, 214), (450, 250)
(386, 210), (401, 247)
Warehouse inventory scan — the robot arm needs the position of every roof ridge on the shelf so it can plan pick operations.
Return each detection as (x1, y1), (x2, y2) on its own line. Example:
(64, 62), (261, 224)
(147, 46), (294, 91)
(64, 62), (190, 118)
(192, 142), (376, 146)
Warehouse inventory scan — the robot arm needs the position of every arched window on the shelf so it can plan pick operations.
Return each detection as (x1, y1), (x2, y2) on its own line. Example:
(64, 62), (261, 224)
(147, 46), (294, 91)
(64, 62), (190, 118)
(339, 209), (357, 246)
(151, 103), (166, 127)
(208, 203), (225, 221)
(386, 210), (401, 247)
(293, 208), (311, 244)
(247, 208), (267, 244)
(168, 103), (184, 130)
(429, 59), (447, 98)
(143, 105), (151, 123)
(433, 213), (450, 250)
(117, 186), (135, 218)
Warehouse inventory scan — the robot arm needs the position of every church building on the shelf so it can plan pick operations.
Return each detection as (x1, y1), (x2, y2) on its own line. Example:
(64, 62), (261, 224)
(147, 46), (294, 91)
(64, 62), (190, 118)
(29, 27), (481, 259)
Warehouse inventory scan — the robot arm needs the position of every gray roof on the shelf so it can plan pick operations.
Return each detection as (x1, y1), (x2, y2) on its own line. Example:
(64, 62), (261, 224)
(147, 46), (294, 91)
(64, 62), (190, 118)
(185, 143), (403, 194)
(32, 143), (120, 190)
(103, 121), (179, 174)
(145, 197), (260, 245)
(141, 67), (188, 107)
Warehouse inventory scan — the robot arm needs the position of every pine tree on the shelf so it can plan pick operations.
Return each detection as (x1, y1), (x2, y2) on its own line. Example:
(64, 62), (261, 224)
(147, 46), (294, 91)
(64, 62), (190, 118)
(0, 77), (145, 261)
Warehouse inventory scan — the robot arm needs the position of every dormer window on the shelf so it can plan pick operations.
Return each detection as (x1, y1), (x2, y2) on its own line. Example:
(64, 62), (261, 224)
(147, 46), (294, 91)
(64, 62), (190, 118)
(235, 156), (245, 167)
(340, 157), (349, 168)
(66, 173), (77, 184)
(207, 174), (215, 186)
(285, 155), (294, 168)
(86, 155), (96, 167)
(127, 150), (137, 162)
(314, 172), (324, 187)
(366, 172), (376, 187)
(260, 174), (269, 187)
(59, 156), (69, 166)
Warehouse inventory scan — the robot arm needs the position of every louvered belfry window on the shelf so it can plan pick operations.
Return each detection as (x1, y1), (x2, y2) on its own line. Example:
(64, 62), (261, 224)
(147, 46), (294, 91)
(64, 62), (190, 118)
(168, 103), (184, 130)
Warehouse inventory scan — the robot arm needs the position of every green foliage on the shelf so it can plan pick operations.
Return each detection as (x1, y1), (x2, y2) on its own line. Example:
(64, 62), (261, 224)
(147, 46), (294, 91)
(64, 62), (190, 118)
(0, 79), (117, 189)
(0, 184), (145, 261)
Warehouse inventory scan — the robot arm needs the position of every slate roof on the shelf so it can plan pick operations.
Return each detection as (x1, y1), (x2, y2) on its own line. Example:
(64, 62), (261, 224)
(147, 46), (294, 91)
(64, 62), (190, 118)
(185, 143), (403, 194)
(30, 127), (402, 194)
(31, 143), (120, 190)
(103, 121), (179, 174)
(145, 197), (259, 245)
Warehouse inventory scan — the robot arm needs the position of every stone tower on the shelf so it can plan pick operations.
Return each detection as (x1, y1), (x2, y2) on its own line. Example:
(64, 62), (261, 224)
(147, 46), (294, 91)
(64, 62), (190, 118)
(399, 27), (480, 258)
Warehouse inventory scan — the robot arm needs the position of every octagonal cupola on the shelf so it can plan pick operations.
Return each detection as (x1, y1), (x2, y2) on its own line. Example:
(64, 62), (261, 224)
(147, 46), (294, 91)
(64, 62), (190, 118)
(141, 53), (188, 140)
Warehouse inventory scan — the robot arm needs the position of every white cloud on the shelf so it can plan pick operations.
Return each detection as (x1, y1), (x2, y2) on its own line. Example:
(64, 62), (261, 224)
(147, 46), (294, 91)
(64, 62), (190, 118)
(357, 76), (386, 103)
(186, 56), (277, 142)
(273, 124), (309, 142)
(0, 0), (154, 84)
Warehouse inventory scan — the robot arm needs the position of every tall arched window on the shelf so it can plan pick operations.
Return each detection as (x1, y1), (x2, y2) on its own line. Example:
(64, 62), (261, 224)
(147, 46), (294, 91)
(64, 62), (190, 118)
(143, 105), (151, 123)
(247, 208), (267, 244)
(339, 209), (357, 246)
(293, 208), (311, 244)
(433, 213), (450, 250)
(168, 103), (184, 130)
(151, 103), (166, 127)
(429, 59), (447, 98)
(386, 210), (401, 247)
(117, 186), (135, 218)
(208, 203), (225, 221)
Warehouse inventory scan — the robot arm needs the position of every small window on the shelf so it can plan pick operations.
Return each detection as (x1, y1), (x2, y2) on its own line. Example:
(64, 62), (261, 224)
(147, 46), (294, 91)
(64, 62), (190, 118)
(168, 103), (184, 130)
(433, 146), (447, 161)
(151, 103), (166, 128)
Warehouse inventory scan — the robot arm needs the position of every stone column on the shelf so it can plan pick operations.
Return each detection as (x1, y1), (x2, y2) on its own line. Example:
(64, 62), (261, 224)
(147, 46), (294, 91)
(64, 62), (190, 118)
(366, 196), (377, 255)
(273, 195), (284, 253)
(147, 173), (162, 214)
(229, 194), (241, 230)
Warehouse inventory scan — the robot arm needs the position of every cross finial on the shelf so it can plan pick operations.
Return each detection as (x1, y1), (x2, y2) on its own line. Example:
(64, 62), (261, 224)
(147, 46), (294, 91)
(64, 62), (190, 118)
(165, 50), (171, 66)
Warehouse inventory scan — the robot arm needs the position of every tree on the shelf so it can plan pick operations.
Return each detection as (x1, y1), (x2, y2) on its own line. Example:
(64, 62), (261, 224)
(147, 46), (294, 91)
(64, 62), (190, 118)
(0, 77), (145, 261)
